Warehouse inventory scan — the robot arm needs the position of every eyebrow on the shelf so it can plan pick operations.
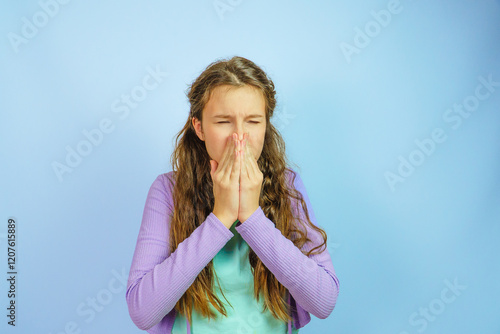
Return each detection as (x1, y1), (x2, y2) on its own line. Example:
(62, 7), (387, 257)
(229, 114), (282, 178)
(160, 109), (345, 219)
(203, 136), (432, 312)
(212, 114), (264, 119)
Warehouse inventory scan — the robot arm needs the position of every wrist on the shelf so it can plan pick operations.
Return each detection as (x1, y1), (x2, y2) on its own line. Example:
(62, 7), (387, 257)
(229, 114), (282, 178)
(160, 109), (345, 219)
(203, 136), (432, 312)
(212, 211), (234, 229)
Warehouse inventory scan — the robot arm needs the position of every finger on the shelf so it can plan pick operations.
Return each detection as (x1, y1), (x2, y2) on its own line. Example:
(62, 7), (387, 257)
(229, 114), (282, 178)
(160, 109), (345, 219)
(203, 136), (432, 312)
(241, 139), (249, 182)
(215, 135), (232, 177)
(230, 138), (241, 183)
(245, 133), (256, 162)
(219, 134), (238, 181)
(243, 135), (257, 179)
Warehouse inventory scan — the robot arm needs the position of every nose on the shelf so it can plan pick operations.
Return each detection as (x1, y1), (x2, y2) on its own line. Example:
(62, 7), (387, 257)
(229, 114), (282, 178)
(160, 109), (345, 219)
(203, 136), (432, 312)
(234, 133), (249, 142)
(234, 127), (246, 141)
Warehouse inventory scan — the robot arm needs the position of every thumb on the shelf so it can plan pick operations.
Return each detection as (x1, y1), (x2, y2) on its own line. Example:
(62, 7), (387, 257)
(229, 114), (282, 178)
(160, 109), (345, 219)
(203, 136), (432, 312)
(209, 159), (217, 176)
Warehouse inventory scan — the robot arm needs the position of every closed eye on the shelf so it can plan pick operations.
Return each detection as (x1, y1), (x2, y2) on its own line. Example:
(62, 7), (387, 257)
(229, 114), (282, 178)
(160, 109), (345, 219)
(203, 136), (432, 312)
(217, 121), (260, 124)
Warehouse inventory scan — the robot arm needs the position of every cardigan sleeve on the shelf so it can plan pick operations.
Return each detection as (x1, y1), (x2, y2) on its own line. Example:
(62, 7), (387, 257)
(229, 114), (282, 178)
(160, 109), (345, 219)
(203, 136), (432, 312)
(125, 173), (235, 330)
(234, 170), (340, 319)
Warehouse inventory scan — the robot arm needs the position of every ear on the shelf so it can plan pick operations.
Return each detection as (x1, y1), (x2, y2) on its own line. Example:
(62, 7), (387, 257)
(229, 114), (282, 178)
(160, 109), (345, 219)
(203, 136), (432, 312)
(192, 117), (205, 141)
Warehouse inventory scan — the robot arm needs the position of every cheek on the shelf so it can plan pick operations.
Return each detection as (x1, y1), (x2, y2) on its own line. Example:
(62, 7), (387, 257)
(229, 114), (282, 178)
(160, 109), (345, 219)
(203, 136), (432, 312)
(203, 128), (223, 161)
(248, 137), (264, 158)
(258, 140), (265, 157)
(213, 138), (231, 163)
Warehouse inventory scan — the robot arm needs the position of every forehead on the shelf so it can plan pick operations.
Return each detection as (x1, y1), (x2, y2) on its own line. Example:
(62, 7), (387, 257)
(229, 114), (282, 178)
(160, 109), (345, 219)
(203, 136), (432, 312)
(204, 85), (265, 116)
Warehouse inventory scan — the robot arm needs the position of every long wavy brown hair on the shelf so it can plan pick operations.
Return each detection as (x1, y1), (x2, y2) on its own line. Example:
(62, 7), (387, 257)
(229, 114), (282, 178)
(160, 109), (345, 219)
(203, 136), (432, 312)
(167, 55), (328, 325)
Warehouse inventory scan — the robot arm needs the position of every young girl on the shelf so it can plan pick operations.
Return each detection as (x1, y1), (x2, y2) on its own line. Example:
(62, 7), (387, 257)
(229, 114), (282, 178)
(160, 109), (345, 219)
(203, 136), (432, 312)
(126, 56), (339, 334)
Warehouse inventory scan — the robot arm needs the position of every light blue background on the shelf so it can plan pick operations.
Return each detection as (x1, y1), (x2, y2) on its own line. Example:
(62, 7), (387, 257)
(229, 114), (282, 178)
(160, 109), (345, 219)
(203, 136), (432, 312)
(1, 0), (499, 333)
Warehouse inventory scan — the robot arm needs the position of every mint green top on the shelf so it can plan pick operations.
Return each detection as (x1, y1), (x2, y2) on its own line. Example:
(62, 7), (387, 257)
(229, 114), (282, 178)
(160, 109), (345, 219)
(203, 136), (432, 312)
(172, 219), (299, 334)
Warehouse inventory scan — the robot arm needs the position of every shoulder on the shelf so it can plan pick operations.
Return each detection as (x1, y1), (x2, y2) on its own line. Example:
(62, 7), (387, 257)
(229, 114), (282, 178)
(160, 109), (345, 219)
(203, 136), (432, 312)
(285, 167), (296, 184)
(158, 170), (176, 182)
(151, 171), (176, 191)
(285, 167), (320, 229)
(146, 171), (176, 211)
(284, 167), (310, 216)
(285, 167), (306, 193)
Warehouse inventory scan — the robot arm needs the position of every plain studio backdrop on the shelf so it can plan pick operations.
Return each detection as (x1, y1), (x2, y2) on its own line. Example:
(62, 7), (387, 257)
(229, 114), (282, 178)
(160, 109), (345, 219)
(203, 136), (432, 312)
(1, 0), (500, 333)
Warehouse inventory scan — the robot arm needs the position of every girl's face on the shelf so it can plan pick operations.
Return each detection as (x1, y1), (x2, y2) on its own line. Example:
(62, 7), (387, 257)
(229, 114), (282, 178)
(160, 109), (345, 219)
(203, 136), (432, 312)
(192, 84), (267, 164)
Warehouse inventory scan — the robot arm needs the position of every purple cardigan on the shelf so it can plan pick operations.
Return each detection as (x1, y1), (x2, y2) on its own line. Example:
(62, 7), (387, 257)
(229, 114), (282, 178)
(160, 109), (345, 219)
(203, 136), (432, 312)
(126, 169), (339, 333)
